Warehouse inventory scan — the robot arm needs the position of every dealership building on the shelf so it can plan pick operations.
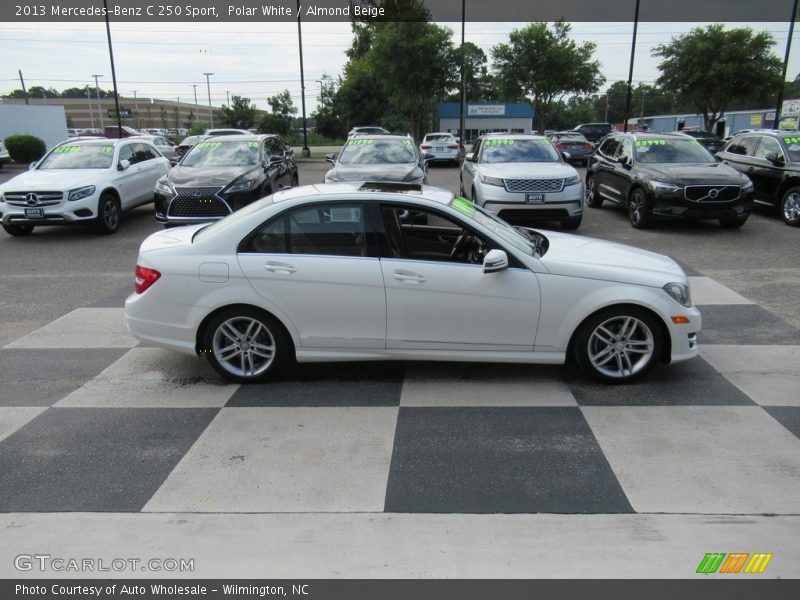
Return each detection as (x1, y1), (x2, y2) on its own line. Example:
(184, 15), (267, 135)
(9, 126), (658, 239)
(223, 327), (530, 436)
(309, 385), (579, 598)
(437, 102), (534, 143)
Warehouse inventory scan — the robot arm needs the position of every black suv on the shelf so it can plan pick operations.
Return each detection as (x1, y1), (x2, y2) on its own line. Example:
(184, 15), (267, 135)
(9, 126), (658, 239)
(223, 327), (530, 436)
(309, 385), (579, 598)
(154, 134), (298, 225)
(585, 132), (754, 229)
(573, 123), (614, 144)
(716, 130), (800, 226)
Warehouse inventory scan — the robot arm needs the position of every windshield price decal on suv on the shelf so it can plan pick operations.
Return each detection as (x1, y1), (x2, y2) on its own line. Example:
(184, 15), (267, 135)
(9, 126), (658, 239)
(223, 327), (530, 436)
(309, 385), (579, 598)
(246, 142), (259, 148)
(635, 140), (667, 147)
(100, 146), (114, 153)
(349, 139), (374, 145)
(783, 136), (800, 144)
(402, 139), (412, 145)
(53, 146), (82, 154)
(484, 139), (515, 146)
(195, 142), (222, 149)
(451, 195), (476, 216)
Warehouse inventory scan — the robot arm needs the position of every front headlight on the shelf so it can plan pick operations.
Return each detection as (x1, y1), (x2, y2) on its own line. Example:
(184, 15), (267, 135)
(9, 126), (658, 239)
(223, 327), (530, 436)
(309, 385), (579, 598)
(646, 180), (680, 193)
(224, 179), (256, 194)
(154, 179), (174, 195)
(741, 179), (754, 192)
(479, 173), (504, 187)
(564, 175), (581, 186)
(67, 185), (96, 202)
(663, 282), (692, 307)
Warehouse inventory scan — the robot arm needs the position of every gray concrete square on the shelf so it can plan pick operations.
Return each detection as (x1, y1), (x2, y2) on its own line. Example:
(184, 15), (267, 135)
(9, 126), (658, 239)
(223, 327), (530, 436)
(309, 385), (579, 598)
(697, 304), (800, 345)
(765, 407), (800, 441)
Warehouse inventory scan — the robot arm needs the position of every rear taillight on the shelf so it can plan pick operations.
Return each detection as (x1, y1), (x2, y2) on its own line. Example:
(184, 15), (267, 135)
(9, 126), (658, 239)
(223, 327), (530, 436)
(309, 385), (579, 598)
(448, 144), (459, 149)
(421, 144), (432, 149)
(135, 265), (161, 294)
(555, 142), (566, 149)
(583, 143), (593, 150)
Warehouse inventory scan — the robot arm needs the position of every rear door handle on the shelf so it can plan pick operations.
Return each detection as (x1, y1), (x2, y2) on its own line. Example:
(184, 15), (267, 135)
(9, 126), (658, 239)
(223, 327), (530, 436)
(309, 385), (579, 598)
(393, 270), (425, 283)
(265, 261), (296, 274)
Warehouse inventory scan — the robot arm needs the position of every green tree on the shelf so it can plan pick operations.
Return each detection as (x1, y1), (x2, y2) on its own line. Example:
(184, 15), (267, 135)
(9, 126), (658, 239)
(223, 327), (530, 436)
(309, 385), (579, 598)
(446, 42), (497, 103)
(258, 90), (297, 135)
(653, 24), (783, 131)
(159, 106), (168, 130)
(492, 21), (605, 133)
(219, 95), (258, 129)
(312, 75), (348, 139)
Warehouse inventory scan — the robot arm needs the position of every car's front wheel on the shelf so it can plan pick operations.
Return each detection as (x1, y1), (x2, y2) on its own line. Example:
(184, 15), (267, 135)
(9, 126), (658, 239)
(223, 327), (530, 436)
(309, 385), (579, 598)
(628, 188), (651, 229)
(781, 186), (800, 226)
(95, 193), (121, 234)
(202, 307), (290, 383)
(585, 175), (603, 208)
(573, 306), (663, 383)
(3, 223), (34, 236)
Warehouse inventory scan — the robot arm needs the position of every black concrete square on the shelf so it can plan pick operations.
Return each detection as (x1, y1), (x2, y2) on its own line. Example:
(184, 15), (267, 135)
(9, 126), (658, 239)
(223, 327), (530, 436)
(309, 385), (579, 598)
(0, 348), (129, 407)
(568, 356), (755, 407)
(0, 407), (218, 512)
(765, 407), (800, 441)
(227, 361), (405, 407)
(88, 285), (135, 308)
(384, 406), (633, 514)
(698, 305), (800, 345)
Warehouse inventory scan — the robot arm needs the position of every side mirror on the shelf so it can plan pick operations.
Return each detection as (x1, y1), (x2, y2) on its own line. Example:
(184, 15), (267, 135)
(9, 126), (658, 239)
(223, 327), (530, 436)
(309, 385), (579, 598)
(766, 152), (785, 166)
(464, 153), (475, 162)
(266, 155), (283, 168)
(482, 249), (509, 274)
(118, 159), (131, 171)
(28, 161), (38, 171)
(561, 151), (571, 161)
(325, 153), (336, 165)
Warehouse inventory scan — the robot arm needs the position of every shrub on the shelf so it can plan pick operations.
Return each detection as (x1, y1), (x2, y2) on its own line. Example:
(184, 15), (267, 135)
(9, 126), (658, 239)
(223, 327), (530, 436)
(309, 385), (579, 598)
(4, 134), (47, 163)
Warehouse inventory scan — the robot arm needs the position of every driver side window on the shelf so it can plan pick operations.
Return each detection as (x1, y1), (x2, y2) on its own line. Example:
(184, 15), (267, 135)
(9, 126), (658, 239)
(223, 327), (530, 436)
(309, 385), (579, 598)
(382, 205), (489, 265)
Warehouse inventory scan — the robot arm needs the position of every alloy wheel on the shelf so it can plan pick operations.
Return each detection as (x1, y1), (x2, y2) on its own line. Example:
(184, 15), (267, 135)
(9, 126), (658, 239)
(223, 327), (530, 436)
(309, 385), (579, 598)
(212, 316), (276, 378)
(783, 190), (800, 224)
(587, 315), (655, 380)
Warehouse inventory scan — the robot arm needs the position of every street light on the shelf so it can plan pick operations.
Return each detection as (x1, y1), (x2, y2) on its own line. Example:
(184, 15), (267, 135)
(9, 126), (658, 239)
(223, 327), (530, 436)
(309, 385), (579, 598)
(92, 74), (104, 129)
(190, 84), (199, 106)
(203, 72), (214, 128)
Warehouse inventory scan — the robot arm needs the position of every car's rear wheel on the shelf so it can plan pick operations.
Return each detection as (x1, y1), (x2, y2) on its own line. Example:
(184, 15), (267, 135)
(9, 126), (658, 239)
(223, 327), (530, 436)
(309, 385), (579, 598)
(585, 175), (603, 208)
(719, 214), (749, 228)
(3, 223), (34, 236)
(203, 307), (290, 383)
(95, 193), (121, 234)
(573, 306), (663, 383)
(628, 188), (651, 229)
(780, 186), (800, 226)
(561, 216), (582, 230)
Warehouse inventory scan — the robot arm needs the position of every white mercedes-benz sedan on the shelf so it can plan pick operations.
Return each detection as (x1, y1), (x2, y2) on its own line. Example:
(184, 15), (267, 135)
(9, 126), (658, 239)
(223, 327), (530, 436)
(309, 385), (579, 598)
(124, 182), (701, 384)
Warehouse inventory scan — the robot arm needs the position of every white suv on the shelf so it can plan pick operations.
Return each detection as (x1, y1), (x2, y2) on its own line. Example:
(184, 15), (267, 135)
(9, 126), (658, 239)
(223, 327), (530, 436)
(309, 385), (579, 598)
(460, 133), (584, 230)
(0, 138), (170, 236)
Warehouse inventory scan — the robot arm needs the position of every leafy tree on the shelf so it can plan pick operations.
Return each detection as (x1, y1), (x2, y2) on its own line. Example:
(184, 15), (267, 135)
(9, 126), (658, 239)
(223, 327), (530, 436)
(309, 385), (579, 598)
(159, 106), (168, 130)
(446, 42), (497, 103)
(185, 110), (196, 130)
(653, 24), (783, 131)
(492, 21), (605, 133)
(312, 75), (348, 139)
(219, 95), (258, 129)
(258, 90), (297, 134)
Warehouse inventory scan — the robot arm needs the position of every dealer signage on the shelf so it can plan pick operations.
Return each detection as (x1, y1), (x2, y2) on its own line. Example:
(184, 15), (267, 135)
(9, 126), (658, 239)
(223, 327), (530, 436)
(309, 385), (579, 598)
(468, 105), (506, 116)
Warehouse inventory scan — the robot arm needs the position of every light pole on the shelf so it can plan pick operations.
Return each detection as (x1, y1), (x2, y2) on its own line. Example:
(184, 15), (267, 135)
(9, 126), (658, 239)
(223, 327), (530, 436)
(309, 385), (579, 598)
(623, 0), (641, 133)
(102, 0), (123, 135)
(92, 74), (104, 129)
(177, 97), (181, 130)
(226, 90), (230, 106)
(133, 90), (140, 129)
(190, 84), (199, 106)
(459, 0), (466, 145)
(296, 0), (309, 157)
(203, 72), (214, 128)
(86, 87), (94, 129)
(775, 0), (800, 127)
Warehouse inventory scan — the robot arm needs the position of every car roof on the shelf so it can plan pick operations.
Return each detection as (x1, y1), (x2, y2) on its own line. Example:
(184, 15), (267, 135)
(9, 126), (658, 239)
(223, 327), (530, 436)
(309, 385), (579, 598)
(271, 182), (454, 205)
(480, 132), (547, 139)
(610, 132), (692, 141)
(346, 134), (413, 141)
(58, 138), (142, 146)
(194, 134), (270, 142)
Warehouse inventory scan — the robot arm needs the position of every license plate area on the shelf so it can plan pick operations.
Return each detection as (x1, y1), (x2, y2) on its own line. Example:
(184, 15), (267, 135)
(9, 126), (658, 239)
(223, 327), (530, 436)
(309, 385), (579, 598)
(526, 193), (545, 203)
(24, 208), (45, 218)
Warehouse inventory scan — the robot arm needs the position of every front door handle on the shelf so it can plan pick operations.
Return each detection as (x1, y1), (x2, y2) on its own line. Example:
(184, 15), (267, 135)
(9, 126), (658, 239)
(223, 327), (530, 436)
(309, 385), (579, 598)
(265, 261), (296, 274)
(393, 269), (425, 283)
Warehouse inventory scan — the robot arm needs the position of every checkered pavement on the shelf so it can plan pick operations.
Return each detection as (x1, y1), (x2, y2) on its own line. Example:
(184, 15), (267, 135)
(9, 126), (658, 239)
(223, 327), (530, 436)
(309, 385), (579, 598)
(1, 275), (800, 516)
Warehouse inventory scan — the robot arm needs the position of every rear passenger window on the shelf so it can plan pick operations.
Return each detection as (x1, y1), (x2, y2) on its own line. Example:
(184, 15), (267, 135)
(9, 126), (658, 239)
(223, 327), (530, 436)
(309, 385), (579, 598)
(241, 204), (365, 256)
(725, 137), (758, 156)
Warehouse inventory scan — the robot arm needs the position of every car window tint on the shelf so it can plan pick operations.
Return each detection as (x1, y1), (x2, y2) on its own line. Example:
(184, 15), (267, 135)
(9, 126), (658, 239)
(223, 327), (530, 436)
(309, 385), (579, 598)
(754, 136), (785, 161)
(241, 216), (288, 254)
(617, 140), (633, 163)
(598, 137), (620, 157)
(130, 143), (155, 163)
(725, 136), (758, 156)
(288, 204), (365, 256)
(339, 139), (416, 165)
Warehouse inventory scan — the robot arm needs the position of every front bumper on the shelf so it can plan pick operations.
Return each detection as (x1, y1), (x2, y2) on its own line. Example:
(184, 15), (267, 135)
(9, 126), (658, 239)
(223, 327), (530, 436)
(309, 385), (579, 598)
(476, 180), (584, 223)
(668, 305), (701, 363)
(155, 188), (262, 224)
(1, 192), (100, 226)
(648, 189), (753, 221)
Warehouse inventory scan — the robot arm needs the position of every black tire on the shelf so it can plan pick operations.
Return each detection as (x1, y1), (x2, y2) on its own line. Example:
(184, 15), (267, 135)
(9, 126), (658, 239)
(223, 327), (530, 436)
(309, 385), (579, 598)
(628, 188), (652, 229)
(585, 175), (603, 208)
(3, 223), (34, 236)
(719, 214), (749, 229)
(573, 305), (664, 384)
(780, 186), (800, 226)
(561, 216), (582, 230)
(202, 307), (290, 383)
(292, 173), (299, 187)
(459, 177), (466, 197)
(95, 193), (121, 234)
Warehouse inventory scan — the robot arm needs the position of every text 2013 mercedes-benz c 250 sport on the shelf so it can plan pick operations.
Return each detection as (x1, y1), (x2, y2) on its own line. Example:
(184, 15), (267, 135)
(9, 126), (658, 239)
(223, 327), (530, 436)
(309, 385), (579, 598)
(125, 182), (701, 384)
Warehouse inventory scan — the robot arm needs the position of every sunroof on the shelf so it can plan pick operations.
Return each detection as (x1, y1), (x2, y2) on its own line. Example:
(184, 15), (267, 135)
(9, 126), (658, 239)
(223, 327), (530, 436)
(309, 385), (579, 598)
(358, 182), (423, 194)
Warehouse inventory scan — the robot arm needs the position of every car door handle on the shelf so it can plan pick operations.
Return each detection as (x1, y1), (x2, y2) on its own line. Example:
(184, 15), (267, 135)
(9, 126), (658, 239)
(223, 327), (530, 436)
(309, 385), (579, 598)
(264, 261), (296, 274)
(393, 270), (425, 283)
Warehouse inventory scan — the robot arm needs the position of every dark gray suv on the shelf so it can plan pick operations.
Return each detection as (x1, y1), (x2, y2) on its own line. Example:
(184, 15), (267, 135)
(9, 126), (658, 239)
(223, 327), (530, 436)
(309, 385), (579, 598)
(573, 123), (614, 144)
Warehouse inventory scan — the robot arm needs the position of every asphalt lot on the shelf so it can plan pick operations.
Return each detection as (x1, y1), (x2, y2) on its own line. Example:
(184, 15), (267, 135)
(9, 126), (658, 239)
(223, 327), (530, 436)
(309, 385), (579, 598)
(1, 159), (799, 578)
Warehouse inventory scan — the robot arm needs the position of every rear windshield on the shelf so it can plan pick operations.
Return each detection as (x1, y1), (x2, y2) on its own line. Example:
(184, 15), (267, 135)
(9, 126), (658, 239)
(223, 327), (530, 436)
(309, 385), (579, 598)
(425, 134), (455, 142)
(339, 138), (417, 164)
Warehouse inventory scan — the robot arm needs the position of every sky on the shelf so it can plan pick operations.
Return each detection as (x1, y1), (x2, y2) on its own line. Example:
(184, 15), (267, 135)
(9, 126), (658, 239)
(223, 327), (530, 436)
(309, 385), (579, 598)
(2, 20), (799, 115)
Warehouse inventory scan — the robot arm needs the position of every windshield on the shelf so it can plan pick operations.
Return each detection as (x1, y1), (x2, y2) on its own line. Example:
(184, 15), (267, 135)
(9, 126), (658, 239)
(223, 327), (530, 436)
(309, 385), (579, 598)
(182, 140), (260, 167)
(782, 135), (800, 162)
(37, 144), (115, 169)
(449, 195), (544, 257)
(635, 139), (715, 163)
(480, 139), (561, 163)
(339, 138), (417, 165)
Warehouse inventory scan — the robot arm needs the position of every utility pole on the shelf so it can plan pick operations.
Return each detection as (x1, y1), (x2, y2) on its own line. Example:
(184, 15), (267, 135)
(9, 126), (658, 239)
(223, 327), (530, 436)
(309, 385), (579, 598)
(459, 0), (466, 146)
(133, 90), (140, 129)
(92, 74), (104, 129)
(296, 0), (309, 157)
(226, 90), (230, 106)
(203, 73), (214, 128)
(18, 70), (29, 105)
(605, 93), (609, 122)
(177, 97), (181, 130)
(103, 0), (123, 135)
(623, 0), (641, 133)
(86, 87), (94, 129)
(190, 84), (198, 107)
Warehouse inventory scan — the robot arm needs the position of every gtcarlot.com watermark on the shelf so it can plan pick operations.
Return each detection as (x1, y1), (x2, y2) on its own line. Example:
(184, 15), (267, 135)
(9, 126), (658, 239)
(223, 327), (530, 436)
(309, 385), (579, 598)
(14, 554), (194, 573)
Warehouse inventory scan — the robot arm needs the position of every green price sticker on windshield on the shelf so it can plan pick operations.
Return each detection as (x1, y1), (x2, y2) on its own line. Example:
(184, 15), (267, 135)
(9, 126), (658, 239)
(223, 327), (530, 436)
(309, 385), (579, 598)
(784, 137), (800, 144)
(485, 139), (514, 146)
(451, 195), (476, 216)
(195, 141), (222, 149)
(54, 146), (82, 154)
(635, 140), (667, 147)
(100, 146), (114, 153)
(247, 142), (259, 148)
(349, 139), (374, 145)
(538, 139), (551, 144)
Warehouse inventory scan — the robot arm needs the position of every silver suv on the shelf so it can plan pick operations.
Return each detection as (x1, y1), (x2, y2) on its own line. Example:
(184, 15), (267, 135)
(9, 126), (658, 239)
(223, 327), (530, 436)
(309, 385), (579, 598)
(460, 133), (584, 229)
